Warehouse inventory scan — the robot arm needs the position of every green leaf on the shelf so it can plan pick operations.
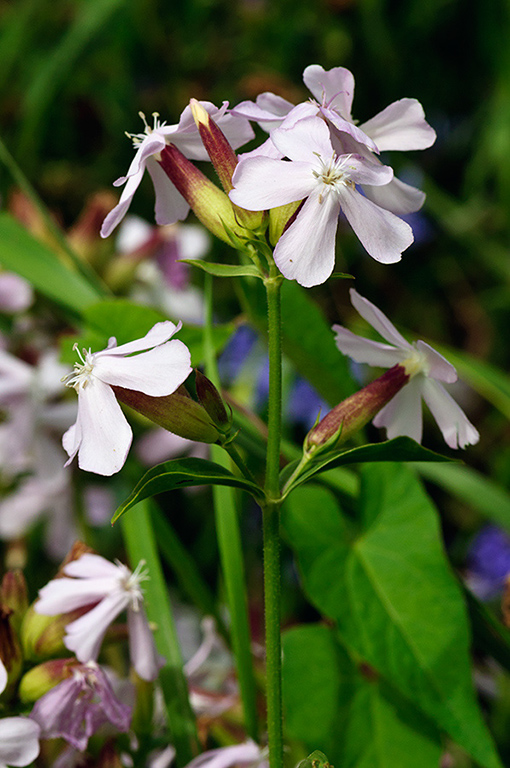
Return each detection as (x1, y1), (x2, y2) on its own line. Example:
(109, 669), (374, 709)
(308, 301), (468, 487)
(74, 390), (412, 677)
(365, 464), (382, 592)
(282, 471), (503, 768)
(417, 461), (510, 531)
(112, 457), (264, 523)
(181, 260), (263, 279)
(0, 212), (101, 312)
(283, 624), (443, 768)
(239, 278), (356, 405)
(283, 437), (453, 495)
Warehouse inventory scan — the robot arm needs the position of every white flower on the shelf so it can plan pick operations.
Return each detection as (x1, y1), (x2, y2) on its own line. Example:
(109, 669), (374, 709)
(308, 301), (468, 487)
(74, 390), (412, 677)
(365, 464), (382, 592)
(0, 660), (40, 768)
(333, 288), (479, 449)
(232, 63), (436, 215)
(230, 116), (413, 286)
(101, 103), (254, 238)
(62, 320), (192, 476)
(35, 553), (163, 681)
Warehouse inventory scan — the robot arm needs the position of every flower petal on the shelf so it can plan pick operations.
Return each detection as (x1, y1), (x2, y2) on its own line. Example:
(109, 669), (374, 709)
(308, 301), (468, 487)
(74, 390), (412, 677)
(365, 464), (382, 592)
(339, 186), (414, 264)
(273, 188), (340, 287)
(360, 98), (436, 151)
(303, 64), (355, 119)
(271, 114), (334, 164)
(362, 176), (426, 215)
(0, 717), (40, 765)
(128, 605), (164, 681)
(100, 134), (166, 238)
(230, 156), (313, 210)
(147, 159), (191, 226)
(70, 380), (132, 476)
(372, 376), (424, 442)
(333, 325), (405, 367)
(97, 321), (181, 357)
(417, 340), (458, 383)
(64, 553), (122, 579)
(421, 378), (479, 449)
(231, 93), (294, 131)
(95, 340), (192, 397)
(349, 289), (412, 349)
(64, 590), (129, 661)
(36, 575), (119, 614)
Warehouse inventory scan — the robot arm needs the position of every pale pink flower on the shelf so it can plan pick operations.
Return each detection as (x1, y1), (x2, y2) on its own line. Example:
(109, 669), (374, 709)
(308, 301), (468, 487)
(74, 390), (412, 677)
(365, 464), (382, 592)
(0, 660), (40, 767)
(0, 273), (33, 314)
(62, 321), (192, 476)
(230, 116), (413, 286)
(29, 661), (131, 750)
(333, 289), (479, 448)
(184, 741), (267, 768)
(101, 104), (254, 237)
(232, 64), (436, 215)
(35, 553), (163, 681)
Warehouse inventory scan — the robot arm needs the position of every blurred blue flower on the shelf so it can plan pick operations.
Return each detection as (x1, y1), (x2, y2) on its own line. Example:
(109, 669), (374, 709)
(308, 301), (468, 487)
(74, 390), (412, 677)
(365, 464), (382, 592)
(466, 525), (510, 599)
(218, 326), (258, 382)
(286, 377), (328, 431)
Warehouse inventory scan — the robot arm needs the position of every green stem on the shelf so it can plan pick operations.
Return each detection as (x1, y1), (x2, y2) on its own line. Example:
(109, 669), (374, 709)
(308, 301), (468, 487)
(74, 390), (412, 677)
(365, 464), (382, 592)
(120, 501), (199, 764)
(263, 270), (284, 768)
(203, 275), (259, 741)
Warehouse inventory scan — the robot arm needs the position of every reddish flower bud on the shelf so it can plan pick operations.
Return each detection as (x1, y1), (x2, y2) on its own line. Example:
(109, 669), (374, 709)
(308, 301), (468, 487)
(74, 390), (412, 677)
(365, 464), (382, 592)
(158, 145), (247, 246)
(305, 364), (410, 453)
(0, 570), (28, 632)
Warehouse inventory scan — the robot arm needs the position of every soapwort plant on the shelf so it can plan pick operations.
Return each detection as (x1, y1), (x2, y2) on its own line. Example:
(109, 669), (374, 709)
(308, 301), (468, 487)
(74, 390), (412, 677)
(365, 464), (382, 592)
(0, 64), (501, 768)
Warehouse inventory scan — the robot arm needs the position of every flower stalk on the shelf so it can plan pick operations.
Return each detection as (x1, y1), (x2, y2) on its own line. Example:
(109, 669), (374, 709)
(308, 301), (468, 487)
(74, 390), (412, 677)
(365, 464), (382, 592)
(262, 268), (284, 768)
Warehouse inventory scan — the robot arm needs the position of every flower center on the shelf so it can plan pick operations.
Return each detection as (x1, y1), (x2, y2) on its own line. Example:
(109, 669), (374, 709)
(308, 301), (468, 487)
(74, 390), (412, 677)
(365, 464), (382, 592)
(61, 344), (96, 391)
(402, 345), (430, 378)
(117, 559), (150, 612)
(128, 111), (167, 147)
(312, 153), (355, 202)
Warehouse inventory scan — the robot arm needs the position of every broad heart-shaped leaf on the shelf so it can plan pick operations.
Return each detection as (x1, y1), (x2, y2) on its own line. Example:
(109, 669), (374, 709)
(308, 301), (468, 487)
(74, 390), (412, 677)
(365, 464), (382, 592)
(0, 211), (101, 313)
(283, 624), (443, 768)
(282, 437), (453, 495)
(282, 470), (503, 768)
(112, 457), (263, 523)
(181, 259), (263, 279)
(238, 277), (356, 405)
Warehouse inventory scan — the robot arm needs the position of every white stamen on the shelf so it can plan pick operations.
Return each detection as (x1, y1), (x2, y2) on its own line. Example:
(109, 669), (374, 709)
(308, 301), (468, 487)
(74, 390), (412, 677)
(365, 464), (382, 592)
(62, 343), (96, 391)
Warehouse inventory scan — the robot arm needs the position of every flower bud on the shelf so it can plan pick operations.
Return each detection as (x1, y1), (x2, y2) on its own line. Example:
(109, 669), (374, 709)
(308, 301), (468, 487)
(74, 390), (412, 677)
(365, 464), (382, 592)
(1, 570), (28, 632)
(0, 604), (22, 691)
(21, 604), (86, 661)
(113, 383), (222, 444)
(189, 99), (264, 231)
(269, 200), (302, 245)
(194, 370), (232, 433)
(19, 658), (76, 703)
(158, 145), (247, 246)
(305, 364), (410, 454)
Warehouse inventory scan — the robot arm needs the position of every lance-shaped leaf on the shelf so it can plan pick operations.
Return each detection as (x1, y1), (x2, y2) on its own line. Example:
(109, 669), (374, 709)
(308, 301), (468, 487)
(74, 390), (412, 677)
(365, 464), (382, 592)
(282, 470), (503, 768)
(282, 436), (453, 496)
(181, 260), (263, 279)
(112, 457), (263, 523)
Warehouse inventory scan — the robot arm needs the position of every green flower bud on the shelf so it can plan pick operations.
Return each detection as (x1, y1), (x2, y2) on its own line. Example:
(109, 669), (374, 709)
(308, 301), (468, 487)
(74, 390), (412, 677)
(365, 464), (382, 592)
(19, 658), (76, 703)
(194, 370), (231, 433)
(113, 383), (221, 444)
